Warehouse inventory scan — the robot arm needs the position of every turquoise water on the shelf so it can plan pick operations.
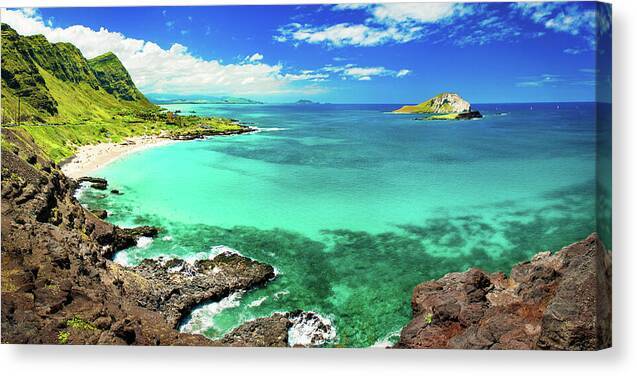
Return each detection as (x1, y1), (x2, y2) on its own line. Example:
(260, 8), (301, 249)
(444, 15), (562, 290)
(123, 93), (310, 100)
(79, 102), (610, 347)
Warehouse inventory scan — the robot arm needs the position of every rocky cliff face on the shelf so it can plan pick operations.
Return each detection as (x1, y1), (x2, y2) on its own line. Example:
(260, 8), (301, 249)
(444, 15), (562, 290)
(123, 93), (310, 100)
(395, 234), (612, 350)
(0, 128), (309, 346)
(88, 52), (150, 104)
(393, 92), (472, 114)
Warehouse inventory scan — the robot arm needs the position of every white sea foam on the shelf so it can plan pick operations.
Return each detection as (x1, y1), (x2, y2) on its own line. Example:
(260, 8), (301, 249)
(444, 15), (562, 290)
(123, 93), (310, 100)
(255, 127), (289, 132)
(209, 245), (242, 258)
(113, 250), (130, 266)
(179, 291), (244, 335)
(176, 245), (242, 266)
(371, 330), (401, 348)
(136, 236), (153, 249)
(247, 296), (268, 308)
(288, 312), (336, 347)
(73, 181), (91, 200)
(273, 290), (289, 299)
(162, 235), (173, 241)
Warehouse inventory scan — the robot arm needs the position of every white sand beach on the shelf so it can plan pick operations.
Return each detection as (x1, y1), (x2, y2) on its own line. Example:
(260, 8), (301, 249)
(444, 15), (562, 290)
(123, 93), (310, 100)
(61, 136), (176, 179)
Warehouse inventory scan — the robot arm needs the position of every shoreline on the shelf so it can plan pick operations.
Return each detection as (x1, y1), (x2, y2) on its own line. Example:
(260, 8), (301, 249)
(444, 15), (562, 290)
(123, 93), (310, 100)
(60, 126), (258, 179)
(60, 135), (176, 179)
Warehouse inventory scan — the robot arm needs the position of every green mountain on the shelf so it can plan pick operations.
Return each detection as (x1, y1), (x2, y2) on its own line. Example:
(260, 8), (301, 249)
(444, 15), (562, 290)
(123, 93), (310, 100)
(392, 92), (472, 114)
(1, 23), (155, 124)
(88, 52), (151, 104)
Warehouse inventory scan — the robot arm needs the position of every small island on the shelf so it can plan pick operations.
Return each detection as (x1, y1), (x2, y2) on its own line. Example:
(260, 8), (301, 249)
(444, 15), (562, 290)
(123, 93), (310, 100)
(295, 99), (319, 104)
(393, 92), (482, 120)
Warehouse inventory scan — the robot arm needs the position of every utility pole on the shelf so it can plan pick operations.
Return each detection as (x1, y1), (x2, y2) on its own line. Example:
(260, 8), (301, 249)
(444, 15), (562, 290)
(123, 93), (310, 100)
(17, 95), (21, 126)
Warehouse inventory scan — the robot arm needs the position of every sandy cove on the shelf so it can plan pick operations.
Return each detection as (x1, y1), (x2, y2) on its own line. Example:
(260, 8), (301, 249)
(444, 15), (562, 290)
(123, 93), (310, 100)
(60, 135), (176, 179)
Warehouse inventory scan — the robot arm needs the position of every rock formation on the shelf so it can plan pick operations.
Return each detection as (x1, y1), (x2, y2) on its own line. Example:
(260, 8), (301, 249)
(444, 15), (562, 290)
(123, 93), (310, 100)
(395, 233), (612, 350)
(393, 92), (472, 114)
(219, 311), (335, 348)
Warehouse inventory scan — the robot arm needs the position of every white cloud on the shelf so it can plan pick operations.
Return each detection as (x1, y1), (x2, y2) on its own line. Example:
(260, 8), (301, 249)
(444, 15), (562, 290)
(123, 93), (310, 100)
(276, 22), (422, 47)
(370, 3), (460, 24)
(279, 2), (606, 49)
(344, 66), (387, 78)
(511, 2), (606, 46)
(247, 52), (263, 62)
(563, 48), (587, 55)
(321, 64), (409, 81)
(516, 74), (562, 87)
(396, 69), (411, 78)
(1, 8), (327, 97)
(282, 70), (329, 82)
(276, 3), (469, 48)
(333, 3), (465, 24)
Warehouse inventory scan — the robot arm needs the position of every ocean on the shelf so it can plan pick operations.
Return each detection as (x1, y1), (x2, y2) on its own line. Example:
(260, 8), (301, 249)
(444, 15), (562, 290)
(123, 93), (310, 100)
(77, 102), (611, 347)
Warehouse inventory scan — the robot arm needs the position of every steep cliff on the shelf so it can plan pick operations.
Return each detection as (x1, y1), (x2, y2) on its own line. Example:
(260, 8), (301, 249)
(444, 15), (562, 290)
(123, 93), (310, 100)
(88, 52), (151, 104)
(1, 23), (155, 124)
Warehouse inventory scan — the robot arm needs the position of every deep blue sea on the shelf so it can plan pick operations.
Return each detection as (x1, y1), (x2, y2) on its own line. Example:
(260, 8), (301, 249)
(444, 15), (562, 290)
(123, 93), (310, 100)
(78, 102), (612, 347)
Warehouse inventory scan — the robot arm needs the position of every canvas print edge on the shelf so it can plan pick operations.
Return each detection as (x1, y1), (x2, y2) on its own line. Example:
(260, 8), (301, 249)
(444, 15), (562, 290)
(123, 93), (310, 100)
(0, 1), (612, 349)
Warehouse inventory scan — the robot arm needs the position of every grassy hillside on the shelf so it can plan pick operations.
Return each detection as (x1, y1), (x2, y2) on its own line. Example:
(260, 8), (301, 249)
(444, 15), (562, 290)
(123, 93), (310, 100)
(10, 115), (244, 163)
(1, 23), (247, 164)
(1, 23), (156, 124)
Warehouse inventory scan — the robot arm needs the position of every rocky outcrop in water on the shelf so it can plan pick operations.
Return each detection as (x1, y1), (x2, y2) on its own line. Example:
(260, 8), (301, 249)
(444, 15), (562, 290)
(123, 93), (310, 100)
(395, 233), (612, 350)
(218, 311), (335, 347)
(393, 93), (472, 114)
(422, 110), (484, 121)
(125, 254), (275, 327)
(169, 125), (256, 140)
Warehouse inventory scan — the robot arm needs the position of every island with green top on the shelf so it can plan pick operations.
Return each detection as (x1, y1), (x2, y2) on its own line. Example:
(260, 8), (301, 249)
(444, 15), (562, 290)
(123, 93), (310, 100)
(393, 92), (483, 120)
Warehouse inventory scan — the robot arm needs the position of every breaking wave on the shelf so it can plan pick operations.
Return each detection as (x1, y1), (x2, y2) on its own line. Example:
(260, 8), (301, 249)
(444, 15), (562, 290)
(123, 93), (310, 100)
(288, 311), (336, 347)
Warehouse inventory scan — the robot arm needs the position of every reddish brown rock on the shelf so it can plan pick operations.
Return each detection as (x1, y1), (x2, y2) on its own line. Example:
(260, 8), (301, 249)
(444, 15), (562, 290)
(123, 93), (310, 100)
(395, 234), (612, 350)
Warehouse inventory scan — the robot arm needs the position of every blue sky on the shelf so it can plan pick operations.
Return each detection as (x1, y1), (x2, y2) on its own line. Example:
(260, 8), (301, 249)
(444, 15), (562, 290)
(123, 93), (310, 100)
(4, 2), (611, 103)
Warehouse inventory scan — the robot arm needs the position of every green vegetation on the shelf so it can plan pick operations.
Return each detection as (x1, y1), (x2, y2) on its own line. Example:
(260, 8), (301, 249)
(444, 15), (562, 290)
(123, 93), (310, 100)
(57, 331), (70, 344)
(56, 316), (96, 344)
(12, 113), (244, 163)
(1, 23), (155, 124)
(427, 113), (461, 120)
(392, 92), (471, 114)
(66, 316), (96, 331)
(423, 313), (433, 325)
(88, 52), (151, 104)
(1, 23), (248, 163)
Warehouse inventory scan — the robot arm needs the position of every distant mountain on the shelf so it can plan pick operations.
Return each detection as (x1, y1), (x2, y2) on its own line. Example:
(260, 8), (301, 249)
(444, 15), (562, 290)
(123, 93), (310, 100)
(0, 23), (155, 123)
(392, 93), (471, 114)
(148, 95), (263, 105)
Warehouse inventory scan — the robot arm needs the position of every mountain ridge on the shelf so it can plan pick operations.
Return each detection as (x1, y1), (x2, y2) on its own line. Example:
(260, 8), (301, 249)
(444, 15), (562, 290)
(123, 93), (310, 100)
(1, 23), (155, 124)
